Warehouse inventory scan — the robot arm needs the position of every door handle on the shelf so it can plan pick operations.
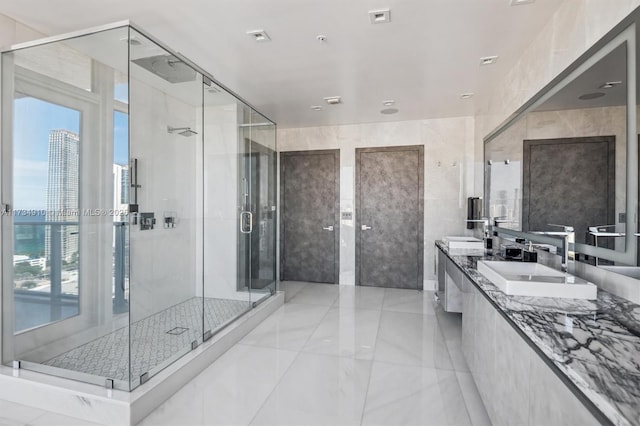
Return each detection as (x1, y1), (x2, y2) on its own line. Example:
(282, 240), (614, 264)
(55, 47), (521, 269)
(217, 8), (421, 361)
(322, 225), (334, 231)
(240, 211), (253, 234)
(361, 225), (372, 231)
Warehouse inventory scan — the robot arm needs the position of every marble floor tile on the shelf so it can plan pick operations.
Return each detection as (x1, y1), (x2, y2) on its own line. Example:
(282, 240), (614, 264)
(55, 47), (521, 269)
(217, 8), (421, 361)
(362, 361), (471, 426)
(240, 303), (330, 351)
(287, 283), (340, 306)
(28, 412), (106, 426)
(278, 281), (309, 302)
(0, 418), (26, 426)
(333, 286), (385, 310)
(0, 286), (491, 426)
(137, 379), (205, 426)
(444, 338), (470, 372)
(382, 288), (437, 315)
(139, 345), (298, 426)
(0, 400), (46, 425)
(374, 310), (453, 369)
(250, 353), (372, 426)
(456, 371), (492, 426)
(302, 308), (381, 360)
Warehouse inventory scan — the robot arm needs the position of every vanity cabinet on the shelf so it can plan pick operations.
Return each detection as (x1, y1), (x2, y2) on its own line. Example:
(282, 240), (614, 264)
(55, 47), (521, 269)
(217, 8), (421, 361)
(457, 266), (599, 425)
(437, 245), (600, 425)
(436, 249), (463, 313)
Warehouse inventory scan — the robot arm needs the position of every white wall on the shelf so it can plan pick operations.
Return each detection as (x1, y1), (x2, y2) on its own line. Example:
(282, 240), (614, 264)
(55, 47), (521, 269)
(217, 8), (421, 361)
(278, 117), (475, 289)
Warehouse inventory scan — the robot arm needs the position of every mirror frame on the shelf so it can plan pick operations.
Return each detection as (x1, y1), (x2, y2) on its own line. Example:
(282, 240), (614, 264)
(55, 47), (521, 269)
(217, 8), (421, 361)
(483, 12), (638, 266)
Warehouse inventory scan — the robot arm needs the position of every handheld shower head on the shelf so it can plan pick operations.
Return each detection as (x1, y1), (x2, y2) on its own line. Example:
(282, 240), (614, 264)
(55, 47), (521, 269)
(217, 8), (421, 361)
(167, 126), (198, 137)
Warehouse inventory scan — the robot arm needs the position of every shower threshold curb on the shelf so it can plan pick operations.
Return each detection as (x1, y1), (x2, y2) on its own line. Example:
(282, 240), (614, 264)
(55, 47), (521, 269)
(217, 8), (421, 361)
(0, 292), (284, 425)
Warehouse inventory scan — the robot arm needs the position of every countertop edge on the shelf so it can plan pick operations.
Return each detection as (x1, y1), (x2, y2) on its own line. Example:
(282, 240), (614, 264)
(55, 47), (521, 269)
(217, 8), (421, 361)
(436, 241), (624, 426)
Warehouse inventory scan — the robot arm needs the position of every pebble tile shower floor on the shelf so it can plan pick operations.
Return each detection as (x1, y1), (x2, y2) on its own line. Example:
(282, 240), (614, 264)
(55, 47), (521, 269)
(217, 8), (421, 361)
(43, 297), (250, 382)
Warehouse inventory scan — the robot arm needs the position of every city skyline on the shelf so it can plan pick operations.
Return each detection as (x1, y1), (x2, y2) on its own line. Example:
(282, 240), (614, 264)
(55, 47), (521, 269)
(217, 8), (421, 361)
(14, 96), (128, 210)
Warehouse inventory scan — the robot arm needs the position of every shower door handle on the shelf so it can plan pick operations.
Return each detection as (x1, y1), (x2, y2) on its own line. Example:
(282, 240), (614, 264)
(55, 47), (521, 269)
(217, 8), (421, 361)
(240, 211), (253, 234)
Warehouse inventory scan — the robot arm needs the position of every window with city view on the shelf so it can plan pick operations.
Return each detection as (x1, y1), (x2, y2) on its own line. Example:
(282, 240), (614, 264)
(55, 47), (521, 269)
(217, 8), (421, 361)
(13, 95), (81, 332)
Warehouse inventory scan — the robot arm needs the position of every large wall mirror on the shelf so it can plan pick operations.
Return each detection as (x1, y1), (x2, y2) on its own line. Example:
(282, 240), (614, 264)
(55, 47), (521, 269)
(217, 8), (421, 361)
(484, 12), (638, 267)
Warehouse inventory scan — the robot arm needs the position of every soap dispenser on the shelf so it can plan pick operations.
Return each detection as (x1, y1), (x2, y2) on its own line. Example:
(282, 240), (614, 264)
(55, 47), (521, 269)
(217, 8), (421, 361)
(523, 241), (538, 262)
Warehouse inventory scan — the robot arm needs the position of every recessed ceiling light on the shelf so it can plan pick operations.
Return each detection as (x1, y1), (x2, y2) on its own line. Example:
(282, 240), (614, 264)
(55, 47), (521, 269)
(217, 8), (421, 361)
(460, 93), (474, 99)
(310, 105), (323, 111)
(599, 81), (623, 89)
(369, 9), (391, 24)
(480, 56), (498, 66)
(246, 30), (271, 42)
(381, 108), (399, 115)
(316, 35), (327, 42)
(579, 92), (606, 100)
(510, 0), (535, 5)
(382, 100), (395, 106)
(324, 96), (342, 105)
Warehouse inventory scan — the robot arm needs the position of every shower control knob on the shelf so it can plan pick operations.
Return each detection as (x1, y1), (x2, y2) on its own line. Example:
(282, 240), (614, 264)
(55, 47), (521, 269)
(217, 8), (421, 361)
(361, 225), (372, 231)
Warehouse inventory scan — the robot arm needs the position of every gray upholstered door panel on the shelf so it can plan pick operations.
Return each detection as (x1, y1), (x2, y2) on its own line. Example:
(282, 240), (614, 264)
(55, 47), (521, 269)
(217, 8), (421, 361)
(280, 150), (340, 284)
(356, 146), (424, 289)
(522, 136), (615, 248)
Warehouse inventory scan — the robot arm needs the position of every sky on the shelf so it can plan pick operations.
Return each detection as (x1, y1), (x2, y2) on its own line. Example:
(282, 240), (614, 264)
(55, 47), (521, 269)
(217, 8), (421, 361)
(13, 94), (129, 210)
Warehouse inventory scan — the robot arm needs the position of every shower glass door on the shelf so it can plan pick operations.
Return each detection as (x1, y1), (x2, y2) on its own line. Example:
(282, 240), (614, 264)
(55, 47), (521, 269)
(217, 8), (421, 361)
(239, 109), (277, 302)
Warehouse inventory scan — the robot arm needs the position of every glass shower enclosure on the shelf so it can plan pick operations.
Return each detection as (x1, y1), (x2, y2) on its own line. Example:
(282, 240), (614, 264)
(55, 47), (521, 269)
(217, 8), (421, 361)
(0, 23), (277, 391)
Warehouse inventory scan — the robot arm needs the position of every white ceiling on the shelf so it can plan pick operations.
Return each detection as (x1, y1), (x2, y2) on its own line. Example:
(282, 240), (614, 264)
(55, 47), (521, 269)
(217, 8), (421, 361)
(0, 0), (565, 128)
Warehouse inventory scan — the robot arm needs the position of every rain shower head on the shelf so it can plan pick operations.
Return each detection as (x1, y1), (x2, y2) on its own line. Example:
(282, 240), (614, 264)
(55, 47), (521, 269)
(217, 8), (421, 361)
(167, 126), (198, 137)
(132, 54), (197, 84)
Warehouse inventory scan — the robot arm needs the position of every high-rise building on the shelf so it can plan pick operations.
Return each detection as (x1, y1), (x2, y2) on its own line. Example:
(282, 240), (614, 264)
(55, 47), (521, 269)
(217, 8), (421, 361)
(45, 129), (79, 263)
(113, 163), (129, 220)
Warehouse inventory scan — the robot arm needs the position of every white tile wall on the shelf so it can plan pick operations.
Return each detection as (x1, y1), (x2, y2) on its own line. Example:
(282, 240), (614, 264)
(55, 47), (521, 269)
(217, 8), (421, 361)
(128, 79), (199, 322)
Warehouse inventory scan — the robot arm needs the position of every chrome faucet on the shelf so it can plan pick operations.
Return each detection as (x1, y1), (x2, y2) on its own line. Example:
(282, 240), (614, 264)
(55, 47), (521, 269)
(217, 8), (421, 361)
(465, 218), (489, 238)
(493, 216), (518, 226)
(532, 224), (575, 273)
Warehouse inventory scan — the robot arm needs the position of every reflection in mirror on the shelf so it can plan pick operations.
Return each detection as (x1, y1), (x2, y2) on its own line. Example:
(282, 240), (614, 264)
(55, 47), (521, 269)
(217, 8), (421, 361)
(485, 40), (628, 264)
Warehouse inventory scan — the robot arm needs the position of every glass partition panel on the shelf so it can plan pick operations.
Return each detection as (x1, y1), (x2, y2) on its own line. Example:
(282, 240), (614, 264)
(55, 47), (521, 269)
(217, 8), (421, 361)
(1, 26), (131, 389)
(128, 28), (203, 390)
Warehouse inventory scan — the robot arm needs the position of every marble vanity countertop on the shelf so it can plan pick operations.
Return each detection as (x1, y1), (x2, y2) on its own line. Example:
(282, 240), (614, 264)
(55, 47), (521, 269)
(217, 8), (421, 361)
(436, 241), (640, 426)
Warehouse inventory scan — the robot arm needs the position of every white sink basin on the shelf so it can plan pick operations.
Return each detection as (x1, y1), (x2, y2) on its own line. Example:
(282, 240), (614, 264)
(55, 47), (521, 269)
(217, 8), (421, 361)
(477, 261), (597, 300)
(443, 236), (484, 250)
